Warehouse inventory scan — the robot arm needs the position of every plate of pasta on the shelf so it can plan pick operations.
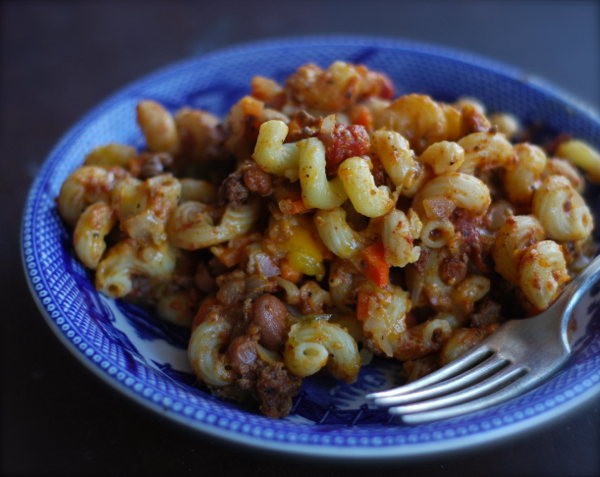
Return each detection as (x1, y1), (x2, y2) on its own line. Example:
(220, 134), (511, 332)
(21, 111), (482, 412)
(22, 36), (600, 458)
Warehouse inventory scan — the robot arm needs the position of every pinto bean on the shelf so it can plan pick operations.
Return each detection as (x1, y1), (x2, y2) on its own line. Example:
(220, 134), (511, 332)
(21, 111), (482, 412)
(251, 293), (289, 351)
(227, 335), (258, 375)
(244, 165), (272, 196)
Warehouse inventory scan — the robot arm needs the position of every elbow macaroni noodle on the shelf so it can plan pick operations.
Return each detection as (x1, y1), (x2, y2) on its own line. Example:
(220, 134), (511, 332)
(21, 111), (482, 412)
(519, 240), (570, 310)
(418, 141), (465, 176)
(457, 131), (515, 174)
(284, 317), (361, 383)
(167, 199), (260, 250)
(412, 172), (491, 217)
(252, 120), (300, 177)
(371, 130), (427, 196)
(337, 156), (395, 217)
(382, 209), (422, 267)
(56, 60), (599, 418)
(57, 165), (120, 226)
(314, 207), (377, 259)
(556, 139), (600, 183)
(73, 202), (117, 270)
(188, 310), (236, 387)
(95, 239), (178, 298)
(533, 175), (593, 241)
(503, 144), (547, 205)
(298, 137), (348, 209)
(492, 214), (547, 285)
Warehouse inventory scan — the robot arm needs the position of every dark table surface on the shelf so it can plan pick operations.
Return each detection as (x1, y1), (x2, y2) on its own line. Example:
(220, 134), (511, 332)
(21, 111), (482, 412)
(2, 1), (599, 475)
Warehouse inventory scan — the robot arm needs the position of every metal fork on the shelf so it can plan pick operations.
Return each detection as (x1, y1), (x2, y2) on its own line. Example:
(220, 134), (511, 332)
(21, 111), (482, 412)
(367, 253), (600, 425)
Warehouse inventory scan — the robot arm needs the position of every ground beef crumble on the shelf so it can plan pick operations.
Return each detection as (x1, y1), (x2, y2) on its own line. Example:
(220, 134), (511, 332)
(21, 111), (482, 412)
(257, 363), (303, 418)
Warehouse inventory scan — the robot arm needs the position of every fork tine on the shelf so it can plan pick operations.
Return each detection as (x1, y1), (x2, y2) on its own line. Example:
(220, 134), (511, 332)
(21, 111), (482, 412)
(372, 355), (509, 407)
(389, 364), (526, 415)
(400, 372), (541, 424)
(366, 345), (493, 401)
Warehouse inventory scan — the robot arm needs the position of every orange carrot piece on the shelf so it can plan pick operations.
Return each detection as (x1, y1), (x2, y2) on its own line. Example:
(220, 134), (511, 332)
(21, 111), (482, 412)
(360, 240), (390, 289)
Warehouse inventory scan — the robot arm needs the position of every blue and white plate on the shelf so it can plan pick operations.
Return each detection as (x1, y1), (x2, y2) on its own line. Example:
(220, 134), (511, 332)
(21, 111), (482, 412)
(21, 36), (600, 459)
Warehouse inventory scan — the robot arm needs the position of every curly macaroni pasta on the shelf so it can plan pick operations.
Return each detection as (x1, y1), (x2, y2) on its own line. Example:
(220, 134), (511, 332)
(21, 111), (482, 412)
(56, 60), (598, 419)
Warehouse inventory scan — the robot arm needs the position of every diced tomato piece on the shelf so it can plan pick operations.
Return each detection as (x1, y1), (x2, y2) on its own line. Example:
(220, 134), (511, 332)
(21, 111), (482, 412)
(360, 240), (390, 289)
(349, 105), (374, 132)
(317, 124), (370, 174)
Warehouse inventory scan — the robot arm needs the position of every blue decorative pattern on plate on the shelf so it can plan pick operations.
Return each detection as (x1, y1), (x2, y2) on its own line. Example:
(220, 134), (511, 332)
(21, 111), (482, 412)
(21, 36), (600, 458)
